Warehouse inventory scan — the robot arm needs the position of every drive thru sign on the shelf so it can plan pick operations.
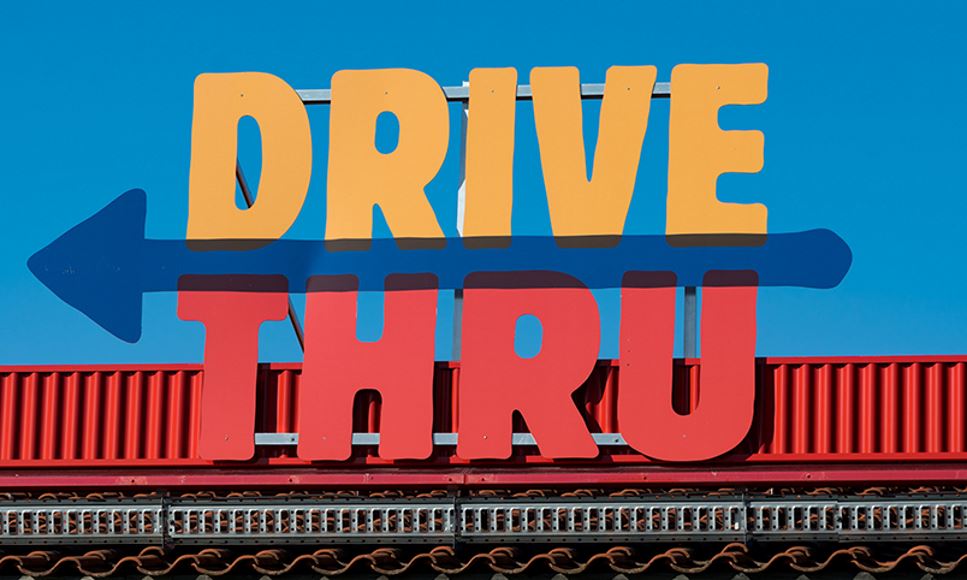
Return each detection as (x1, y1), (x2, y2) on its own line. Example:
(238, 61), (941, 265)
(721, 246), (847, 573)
(27, 65), (851, 464)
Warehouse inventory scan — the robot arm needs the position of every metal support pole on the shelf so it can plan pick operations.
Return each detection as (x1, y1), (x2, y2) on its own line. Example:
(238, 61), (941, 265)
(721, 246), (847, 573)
(683, 286), (697, 358)
(235, 160), (307, 351)
(452, 82), (469, 361)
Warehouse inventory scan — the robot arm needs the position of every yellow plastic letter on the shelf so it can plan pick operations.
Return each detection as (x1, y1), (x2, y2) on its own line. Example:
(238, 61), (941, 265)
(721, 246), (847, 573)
(531, 66), (657, 239)
(327, 69), (447, 243)
(462, 67), (517, 244)
(188, 72), (311, 242)
(666, 63), (768, 239)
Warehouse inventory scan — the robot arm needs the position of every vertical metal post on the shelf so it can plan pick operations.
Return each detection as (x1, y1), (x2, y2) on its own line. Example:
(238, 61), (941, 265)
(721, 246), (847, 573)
(452, 81), (469, 361)
(683, 286), (697, 358)
(235, 160), (307, 351)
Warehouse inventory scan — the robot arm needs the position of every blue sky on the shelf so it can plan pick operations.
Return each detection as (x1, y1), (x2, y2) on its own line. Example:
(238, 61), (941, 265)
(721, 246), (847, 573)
(2, 1), (965, 364)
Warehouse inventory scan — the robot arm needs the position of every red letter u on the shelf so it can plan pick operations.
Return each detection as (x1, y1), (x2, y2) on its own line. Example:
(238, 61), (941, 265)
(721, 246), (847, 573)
(619, 272), (757, 461)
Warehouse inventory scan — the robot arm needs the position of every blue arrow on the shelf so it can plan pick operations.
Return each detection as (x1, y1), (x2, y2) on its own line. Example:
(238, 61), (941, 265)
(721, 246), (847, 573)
(27, 189), (851, 343)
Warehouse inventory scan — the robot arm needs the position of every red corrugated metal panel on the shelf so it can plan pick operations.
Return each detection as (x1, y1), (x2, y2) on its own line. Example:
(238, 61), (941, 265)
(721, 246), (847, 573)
(0, 357), (964, 469)
(0, 368), (203, 464)
(755, 359), (967, 459)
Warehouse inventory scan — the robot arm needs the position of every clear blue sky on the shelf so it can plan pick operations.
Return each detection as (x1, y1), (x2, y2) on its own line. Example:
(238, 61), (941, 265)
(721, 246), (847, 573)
(2, 1), (965, 364)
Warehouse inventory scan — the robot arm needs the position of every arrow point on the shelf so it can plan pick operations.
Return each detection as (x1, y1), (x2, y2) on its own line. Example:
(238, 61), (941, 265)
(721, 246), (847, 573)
(28, 189), (148, 343)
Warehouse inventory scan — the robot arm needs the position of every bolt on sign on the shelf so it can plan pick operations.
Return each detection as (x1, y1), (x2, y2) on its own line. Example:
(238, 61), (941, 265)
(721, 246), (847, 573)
(28, 65), (851, 464)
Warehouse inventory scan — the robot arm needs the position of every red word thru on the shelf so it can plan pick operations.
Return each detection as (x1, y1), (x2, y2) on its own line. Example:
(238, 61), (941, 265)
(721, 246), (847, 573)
(178, 273), (757, 463)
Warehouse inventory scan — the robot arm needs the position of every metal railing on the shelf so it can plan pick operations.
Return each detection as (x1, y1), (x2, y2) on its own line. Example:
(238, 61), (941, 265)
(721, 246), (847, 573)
(168, 498), (454, 545)
(458, 498), (745, 543)
(751, 497), (967, 542)
(0, 501), (164, 545)
(3, 494), (967, 545)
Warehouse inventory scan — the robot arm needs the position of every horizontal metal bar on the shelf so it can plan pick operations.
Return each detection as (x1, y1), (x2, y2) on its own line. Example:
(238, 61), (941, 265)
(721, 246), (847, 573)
(254, 432), (628, 446)
(297, 82), (671, 105)
(256, 433), (297, 445)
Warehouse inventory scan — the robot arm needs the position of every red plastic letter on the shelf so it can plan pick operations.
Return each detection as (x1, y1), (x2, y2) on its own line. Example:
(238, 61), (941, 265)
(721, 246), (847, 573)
(619, 273), (757, 461)
(298, 275), (437, 461)
(177, 276), (289, 461)
(457, 272), (599, 460)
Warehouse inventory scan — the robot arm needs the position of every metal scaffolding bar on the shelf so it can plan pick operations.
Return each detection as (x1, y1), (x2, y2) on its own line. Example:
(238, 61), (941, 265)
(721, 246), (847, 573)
(297, 81), (672, 104)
